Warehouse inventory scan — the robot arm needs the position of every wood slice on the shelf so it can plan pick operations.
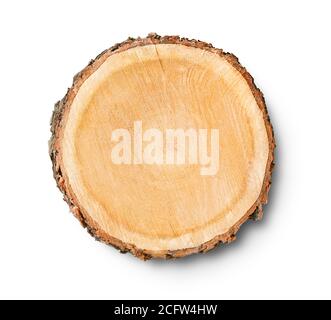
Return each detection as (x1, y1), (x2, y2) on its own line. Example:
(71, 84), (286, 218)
(50, 34), (275, 260)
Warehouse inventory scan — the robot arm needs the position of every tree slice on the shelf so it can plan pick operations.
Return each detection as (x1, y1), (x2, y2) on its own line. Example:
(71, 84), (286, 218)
(50, 34), (275, 260)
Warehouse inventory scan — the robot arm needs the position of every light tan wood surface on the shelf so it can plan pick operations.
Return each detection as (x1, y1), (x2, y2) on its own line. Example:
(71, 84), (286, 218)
(50, 34), (274, 259)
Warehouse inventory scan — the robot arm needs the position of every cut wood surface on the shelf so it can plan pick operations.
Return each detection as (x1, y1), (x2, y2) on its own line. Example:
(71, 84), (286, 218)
(50, 34), (275, 260)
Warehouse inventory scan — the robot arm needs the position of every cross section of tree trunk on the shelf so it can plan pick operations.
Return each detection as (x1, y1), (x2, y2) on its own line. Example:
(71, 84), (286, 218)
(50, 34), (275, 260)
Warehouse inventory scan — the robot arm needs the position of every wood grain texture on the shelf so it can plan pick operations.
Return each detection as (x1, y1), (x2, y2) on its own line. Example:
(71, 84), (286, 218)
(50, 34), (275, 260)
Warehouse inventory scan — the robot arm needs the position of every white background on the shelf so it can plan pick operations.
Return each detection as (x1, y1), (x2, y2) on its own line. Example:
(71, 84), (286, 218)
(0, 0), (330, 300)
